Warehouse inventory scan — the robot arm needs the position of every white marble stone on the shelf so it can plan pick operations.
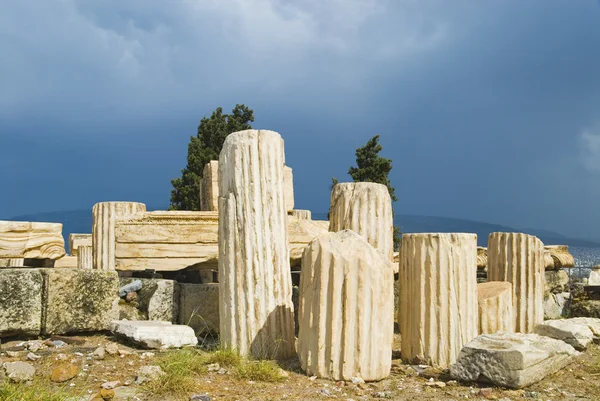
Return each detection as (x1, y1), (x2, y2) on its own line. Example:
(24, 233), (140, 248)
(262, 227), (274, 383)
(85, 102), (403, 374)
(0, 221), (65, 260)
(110, 320), (198, 349)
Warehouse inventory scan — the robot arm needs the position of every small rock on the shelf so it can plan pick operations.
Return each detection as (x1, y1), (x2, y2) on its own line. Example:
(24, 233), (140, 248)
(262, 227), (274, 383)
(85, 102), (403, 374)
(6, 351), (20, 358)
(105, 343), (119, 355)
(43, 339), (55, 347)
(50, 363), (79, 383)
(135, 365), (165, 384)
(27, 340), (44, 352)
(56, 353), (68, 361)
(26, 352), (41, 361)
(74, 352), (84, 357)
(125, 291), (137, 302)
(279, 368), (290, 378)
(446, 380), (458, 386)
(319, 388), (331, 396)
(118, 349), (131, 356)
(479, 388), (493, 398)
(190, 395), (211, 401)
(140, 352), (155, 359)
(99, 388), (115, 400)
(3, 361), (36, 383)
(93, 347), (106, 360)
(52, 340), (67, 348)
(101, 380), (120, 389)
(309, 375), (317, 381)
(207, 363), (220, 372)
(424, 381), (446, 388)
(373, 392), (393, 399)
(217, 368), (227, 375)
(525, 391), (540, 398)
(351, 376), (365, 384)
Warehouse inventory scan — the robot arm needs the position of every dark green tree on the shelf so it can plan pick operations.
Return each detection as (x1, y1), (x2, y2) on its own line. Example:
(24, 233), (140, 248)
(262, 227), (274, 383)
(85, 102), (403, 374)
(170, 104), (254, 210)
(332, 135), (401, 249)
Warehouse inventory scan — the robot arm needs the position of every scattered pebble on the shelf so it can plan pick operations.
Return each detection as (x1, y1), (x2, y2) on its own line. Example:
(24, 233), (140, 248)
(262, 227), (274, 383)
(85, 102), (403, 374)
(93, 347), (105, 360)
(373, 391), (393, 399)
(102, 380), (120, 389)
(207, 363), (220, 372)
(6, 351), (20, 358)
(26, 352), (40, 361)
(135, 365), (165, 384)
(351, 376), (365, 384)
(105, 343), (119, 355)
(190, 395), (211, 401)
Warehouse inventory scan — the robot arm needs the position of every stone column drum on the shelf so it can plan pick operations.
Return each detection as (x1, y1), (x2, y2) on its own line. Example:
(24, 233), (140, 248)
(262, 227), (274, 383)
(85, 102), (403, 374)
(399, 233), (478, 368)
(329, 182), (394, 265)
(78, 245), (93, 269)
(297, 230), (394, 381)
(92, 202), (146, 271)
(218, 129), (295, 359)
(487, 232), (544, 333)
(7, 258), (25, 267)
(477, 281), (513, 334)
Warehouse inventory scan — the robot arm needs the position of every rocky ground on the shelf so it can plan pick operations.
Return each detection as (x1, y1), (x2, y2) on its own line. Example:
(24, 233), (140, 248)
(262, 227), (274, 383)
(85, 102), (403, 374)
(0, 334), (599, 401)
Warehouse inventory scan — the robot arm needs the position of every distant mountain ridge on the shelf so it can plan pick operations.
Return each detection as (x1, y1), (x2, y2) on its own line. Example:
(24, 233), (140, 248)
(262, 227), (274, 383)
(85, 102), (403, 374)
(6, 209), (600, 250)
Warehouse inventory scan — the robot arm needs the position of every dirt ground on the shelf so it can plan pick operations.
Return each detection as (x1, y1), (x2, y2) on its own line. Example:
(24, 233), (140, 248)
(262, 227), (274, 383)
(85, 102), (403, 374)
(1, 333), (599, 401)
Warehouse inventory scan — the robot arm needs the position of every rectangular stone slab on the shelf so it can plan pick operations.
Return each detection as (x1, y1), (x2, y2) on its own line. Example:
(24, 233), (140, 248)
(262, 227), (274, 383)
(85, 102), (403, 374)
(42, 268), (120, 334)
(68, 233), (92, 256)
(110, 320), (198, 349)
(0, 221), (65, 259)
(179, 283), (219, 335)
(0, 269), (43, 337)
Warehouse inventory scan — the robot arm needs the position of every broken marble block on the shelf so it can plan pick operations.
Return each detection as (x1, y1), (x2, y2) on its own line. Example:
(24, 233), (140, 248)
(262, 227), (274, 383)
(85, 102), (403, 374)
(0, 221), (65, 259)
(179, 283), (220, 336)
(544, 292), (570, 320)
(0, 269), (43, 337)
(119, 278), (180, 322)
(42, 269), (120, 334)
(450, 332), (579, 389)
(110, 320), (198, 349)
(535, 318), (599, 351)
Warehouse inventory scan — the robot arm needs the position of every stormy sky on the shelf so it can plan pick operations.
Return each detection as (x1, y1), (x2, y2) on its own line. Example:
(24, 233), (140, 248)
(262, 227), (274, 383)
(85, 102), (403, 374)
(1, 0), (599, 240)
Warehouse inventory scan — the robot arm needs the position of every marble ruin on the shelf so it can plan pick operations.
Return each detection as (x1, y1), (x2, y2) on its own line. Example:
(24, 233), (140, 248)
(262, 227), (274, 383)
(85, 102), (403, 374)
(477, 281), (513, 334)
(329, 182), (394, 266)
(488, 232), (545, 333)
(297, 230), (394, 381)
(77, 245), (93, 269)
(217, 129), (295, 359)
(0, 220), (65, 260)
(68, 233), (92, 256)
(92, 202), (147, 270)
(399, 233), (478, 368)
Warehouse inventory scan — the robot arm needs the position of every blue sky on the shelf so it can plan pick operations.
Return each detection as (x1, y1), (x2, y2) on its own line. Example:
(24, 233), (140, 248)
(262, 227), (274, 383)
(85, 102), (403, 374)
(1, 0), (599, 240)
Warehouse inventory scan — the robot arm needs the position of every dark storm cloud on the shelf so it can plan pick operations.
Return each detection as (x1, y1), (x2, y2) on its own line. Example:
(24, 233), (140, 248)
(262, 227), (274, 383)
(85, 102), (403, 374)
(1, 0), (599, 239)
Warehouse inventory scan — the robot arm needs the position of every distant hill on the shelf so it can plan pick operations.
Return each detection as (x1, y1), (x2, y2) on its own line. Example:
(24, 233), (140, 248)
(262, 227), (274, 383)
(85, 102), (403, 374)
(6, 209), (600, 251)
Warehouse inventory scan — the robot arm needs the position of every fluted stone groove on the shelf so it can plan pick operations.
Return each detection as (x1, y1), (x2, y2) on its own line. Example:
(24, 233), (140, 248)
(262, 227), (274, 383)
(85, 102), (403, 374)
(477, 281), (513, 334)
(298, 230), (394, 381)
(92, 202), (146, 271)
(329, 182), (394, 267)
(283, 166), (295, 212)
(288, 210), (312, 220)
(488, 232), (544, 333)
(7, 258), (25, 267)
(78, 245), (93, 269)
(200, 160), (219, 211)
(399, 233), (478, 368)
(218, 129), (295, 359)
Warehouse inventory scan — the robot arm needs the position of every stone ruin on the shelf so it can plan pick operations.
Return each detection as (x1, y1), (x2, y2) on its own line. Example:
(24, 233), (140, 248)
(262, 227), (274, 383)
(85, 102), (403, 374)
(0, 128), (596, 389)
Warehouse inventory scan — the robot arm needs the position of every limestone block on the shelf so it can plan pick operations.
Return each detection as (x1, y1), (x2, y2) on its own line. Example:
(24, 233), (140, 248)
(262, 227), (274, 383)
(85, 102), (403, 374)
(218, 129), (295, 359)
(298, 230), (394, 381)
(283, 166), (295, 211)
(68, 234), (92, 256)
(110, 320), (198, 349)
(288, 210), (311, 220)
(488, 232), (545, 333)
(477, 281), (513, 334)
(92, 202), (146, 271)
(54, 255), (78, 268)
(200, 160), (219, 212)
(0, 269), (43, 337)
(535, 319), (594, 350)
(0, 221), (65, 259)
(120, 278), (179, 322)
(589, 266), (600, 285)
(288, 217), (329, 268)
(114, 211), (218, 271)
(399, 233), (478, 368)
(179, 283), (220, 336)
(544, 270), (569, 294)
(0, 259), (8, 267)
(329, 182), (394, 267)
(567, 317), (600, 336)
(544, 292), (570, 320)
(78, 245), (93, 269)
(450, 332), (579, 388)
(42, 268), (120, 334)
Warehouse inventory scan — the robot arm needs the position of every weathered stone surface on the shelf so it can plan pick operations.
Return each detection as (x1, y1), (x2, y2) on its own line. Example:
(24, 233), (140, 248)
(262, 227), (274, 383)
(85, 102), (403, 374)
(488, 232), (545, 333)
(114, 210), (219, 271)
(120, 278), (179, 322)
(78, 245), (93, 269)
(68, 233), (92, 256)
(42, 269), (120, 334)
(50, 363), (79, 383)
(92, 201), (146, 270)
(288, 217), (329, 268)
(110, 320), (198, 349)
(451, 332), (578, 388)
(399, 233), (478, 368)
(284, 166), (295, 211)
(218, 129), (295, 359)
(298, 230), (394, 381)
(544, 292), (570, 320)
(544, 245), (575, 270)
(0, 220), (65, 259)
(3, 361), (36, 383)
(179, 283), (219, 336)
(478, 281), (513, 334)
(329, 182), (394, 267)
(567, 317), (600, 336)
(545, 270), (569, 294)
(288, 209), (311, 220)
(589, 266), (600, 285)
(54, 255), (78, 268)
(201, 160), (219, 212)
(535, 319), (594, 350)
(0, 269), (43, 337)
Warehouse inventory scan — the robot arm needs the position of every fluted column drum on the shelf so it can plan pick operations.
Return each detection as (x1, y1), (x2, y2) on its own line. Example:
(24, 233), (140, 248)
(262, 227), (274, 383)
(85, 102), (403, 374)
(477, 281), (513, 334)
